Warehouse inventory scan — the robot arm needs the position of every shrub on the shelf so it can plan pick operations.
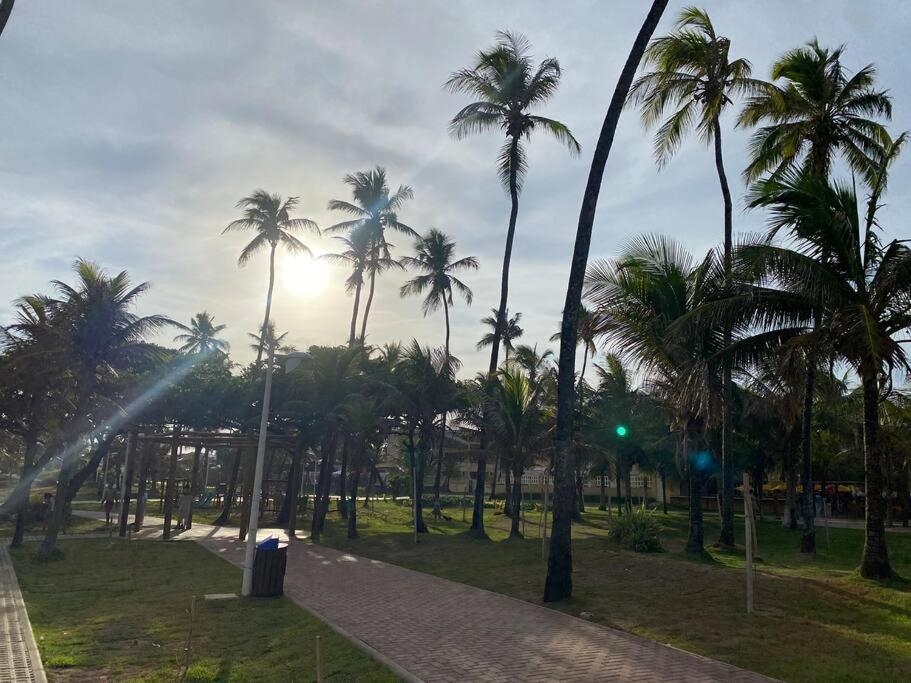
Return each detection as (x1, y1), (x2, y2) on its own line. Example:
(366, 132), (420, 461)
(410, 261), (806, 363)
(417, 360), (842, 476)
(607, 505), (664, 553)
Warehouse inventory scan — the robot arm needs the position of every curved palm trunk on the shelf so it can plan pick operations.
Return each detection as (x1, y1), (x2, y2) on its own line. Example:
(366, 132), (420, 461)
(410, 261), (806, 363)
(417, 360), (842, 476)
(255, 244), (278, 365)
(545, 0), (668, 603)
(859, 369), (891, 578)
(471, 137), (522, 537)
(714, 118), (736, 549)
(359, 243), (379, 344)
(348, 275), (363, 346)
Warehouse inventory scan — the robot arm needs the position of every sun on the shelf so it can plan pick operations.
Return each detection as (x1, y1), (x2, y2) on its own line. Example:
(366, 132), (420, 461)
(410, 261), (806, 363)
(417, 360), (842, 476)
(282, 254), (330, 298)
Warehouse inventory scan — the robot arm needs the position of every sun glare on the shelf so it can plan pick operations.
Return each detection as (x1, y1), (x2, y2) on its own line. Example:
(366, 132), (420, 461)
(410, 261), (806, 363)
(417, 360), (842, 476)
(283, 255), (330, 298)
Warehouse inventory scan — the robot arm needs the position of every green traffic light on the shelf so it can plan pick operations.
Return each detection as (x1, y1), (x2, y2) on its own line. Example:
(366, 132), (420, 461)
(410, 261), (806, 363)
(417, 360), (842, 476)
(615, 425), (628, 437)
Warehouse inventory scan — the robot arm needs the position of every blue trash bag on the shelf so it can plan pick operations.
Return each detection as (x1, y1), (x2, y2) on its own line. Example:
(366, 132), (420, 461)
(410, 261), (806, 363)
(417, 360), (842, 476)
(256, 536), (279, 550)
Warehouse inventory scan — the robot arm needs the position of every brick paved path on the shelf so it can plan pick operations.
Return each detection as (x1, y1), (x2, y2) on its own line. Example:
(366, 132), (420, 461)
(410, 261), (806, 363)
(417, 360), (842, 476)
(75, 511), (772, 682)
(0, 547), (46, 683)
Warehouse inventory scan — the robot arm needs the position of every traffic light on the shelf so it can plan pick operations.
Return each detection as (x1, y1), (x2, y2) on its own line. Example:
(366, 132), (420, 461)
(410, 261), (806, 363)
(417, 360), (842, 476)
(615, 424), (628, 437)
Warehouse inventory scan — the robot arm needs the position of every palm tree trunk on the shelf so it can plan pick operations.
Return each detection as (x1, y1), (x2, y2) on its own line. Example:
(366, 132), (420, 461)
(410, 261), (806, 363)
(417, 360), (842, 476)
(509, 465), (523, 539)
(435, 297), (451, 504)
(349, 277), (363, 346)
(799, 362), (816, 555)
(545, 0), (668, 603)
(286, 434), (305, 538)
(339, 440), (349, 520)
(10, 435), (38, 549)
(660, 465), (668, 515)
(686, 467), (705, 555)
(118, 428), (138, 537)
(471, 138), (523, 537)
(359, 245), (379, 344)
(615, 460), (623, 515)
(0, 0), (15, 40)
(347, 456), (362, 539)
(134, 443), (151, 532)
(783, 440), (798, 529)
(598, 465), (607, 511)
(162, 425), (180, 540)
(504, 467), (512, 517)
(255, 244), (277, 365)
(185, 442), (201, 530)
(714, 118), (736, 549)
(859, 369), (891, 578)
(213, 447), (241, 525)
(489, 454), (499, 501)
(624, 461), (633, 513)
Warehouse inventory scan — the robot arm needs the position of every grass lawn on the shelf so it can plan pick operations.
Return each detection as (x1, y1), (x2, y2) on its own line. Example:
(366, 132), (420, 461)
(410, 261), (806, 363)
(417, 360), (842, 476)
(11, 539), (397, 682)
(312, 498), (911, 683)
(0, 513), (110, 538)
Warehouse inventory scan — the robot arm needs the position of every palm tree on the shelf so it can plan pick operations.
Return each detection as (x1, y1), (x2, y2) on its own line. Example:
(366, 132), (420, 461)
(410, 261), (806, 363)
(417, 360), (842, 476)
(739, 44), (892, 554)
(550, 304), (599, 386)
(400, 229), (477, 502)
(477, 309), (523, 362)
(322, 225), (371, 345)
(446, 31), (580, 377)
(546, 0), (668, 603)
(447, 31), (579, 537)
(629, 6), (757, 547)
(222, 190), (318, 364)
(512, 344), (554, 387)
(738, 165), (911, 579)
(173, 312), (229, 355)
(326, 167), (414, 345)
(489, 367), (547, 538)
(30, 260), (171, 558)
(247, 321), (294, 356)
(739, 40), (892, 183)
(587, 235), (724, 557)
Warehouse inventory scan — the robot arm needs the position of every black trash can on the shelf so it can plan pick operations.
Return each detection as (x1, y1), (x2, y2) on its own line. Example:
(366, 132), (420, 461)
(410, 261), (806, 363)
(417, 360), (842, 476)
(251, 542), (288, 597)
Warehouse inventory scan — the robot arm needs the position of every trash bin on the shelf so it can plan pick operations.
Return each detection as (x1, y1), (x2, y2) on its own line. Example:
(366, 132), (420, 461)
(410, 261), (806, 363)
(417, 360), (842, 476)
(251, 539), (288, 597)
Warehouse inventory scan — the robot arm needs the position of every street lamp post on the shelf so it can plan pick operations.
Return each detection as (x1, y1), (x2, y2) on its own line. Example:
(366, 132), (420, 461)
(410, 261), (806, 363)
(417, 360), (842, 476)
(242, 346), (310, 597)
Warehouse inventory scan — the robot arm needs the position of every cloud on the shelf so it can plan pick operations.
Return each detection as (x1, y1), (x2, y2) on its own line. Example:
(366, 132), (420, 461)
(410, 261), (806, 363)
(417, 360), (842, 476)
(1, 1), (909, 377)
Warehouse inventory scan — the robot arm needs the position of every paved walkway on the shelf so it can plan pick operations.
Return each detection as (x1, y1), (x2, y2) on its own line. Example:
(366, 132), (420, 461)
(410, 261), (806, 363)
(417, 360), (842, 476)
(0, 548), (46, 683)
(73, 510), (770, 682)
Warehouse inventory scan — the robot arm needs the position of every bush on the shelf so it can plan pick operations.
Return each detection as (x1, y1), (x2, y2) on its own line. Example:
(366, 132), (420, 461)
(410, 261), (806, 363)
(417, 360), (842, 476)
(607, 505), (664, 553)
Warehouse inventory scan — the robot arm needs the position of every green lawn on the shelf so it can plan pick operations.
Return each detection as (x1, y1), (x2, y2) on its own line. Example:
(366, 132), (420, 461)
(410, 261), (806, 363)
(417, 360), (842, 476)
(11, 539), (397, 682)
(313, 499), (911, 683)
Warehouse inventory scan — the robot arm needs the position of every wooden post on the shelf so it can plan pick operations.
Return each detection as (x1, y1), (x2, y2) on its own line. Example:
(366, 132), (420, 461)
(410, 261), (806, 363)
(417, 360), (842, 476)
(744, 473), (754, 614)
(315, 635), (324, 683)
(188, 443), (202, 530)
(163, 425), (180, 540)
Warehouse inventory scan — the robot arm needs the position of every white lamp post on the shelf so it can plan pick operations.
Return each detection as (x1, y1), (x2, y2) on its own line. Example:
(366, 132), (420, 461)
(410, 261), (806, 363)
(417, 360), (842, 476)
(241, 347), (310, 597)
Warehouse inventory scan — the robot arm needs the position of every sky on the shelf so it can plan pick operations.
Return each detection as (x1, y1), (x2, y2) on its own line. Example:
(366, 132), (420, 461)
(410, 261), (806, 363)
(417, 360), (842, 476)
(1, 1), (910, 377)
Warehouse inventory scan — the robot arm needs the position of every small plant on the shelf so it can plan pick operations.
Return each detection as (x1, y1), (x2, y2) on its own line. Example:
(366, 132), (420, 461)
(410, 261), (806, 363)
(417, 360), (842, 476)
(607, 505), (664, 553)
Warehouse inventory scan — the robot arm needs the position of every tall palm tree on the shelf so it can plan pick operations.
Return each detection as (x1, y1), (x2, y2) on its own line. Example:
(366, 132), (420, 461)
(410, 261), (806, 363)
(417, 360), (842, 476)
(739, 40), (892, 183)
(629, 6), (757, 547)
(477, 308), (523, 362)
(738, 165), (911, 579)
(326, 167), (414, 345)
(546, 0), (668, 603)
(447, 31), (579, 537)
(222, 190), (318, 364)
(400, 229), (478, 354)
(512, 344), (554, 388)
(400, 229), (477, 503)
(446, 31), (580, 377)
(739, 44), (892, 554)
(322, 224), (371, 345)
(173, 312), (229, 355)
